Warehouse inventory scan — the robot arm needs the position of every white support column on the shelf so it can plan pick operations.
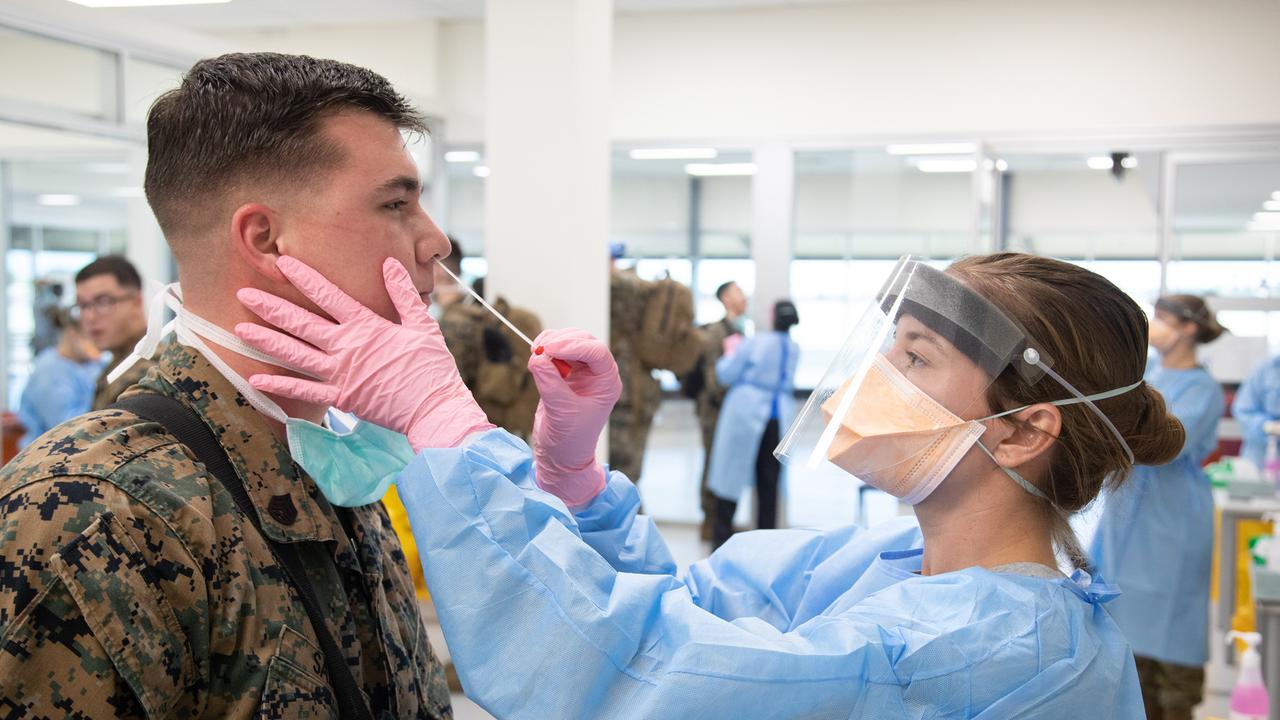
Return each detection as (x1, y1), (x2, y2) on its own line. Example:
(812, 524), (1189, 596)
(750, 145), (794, 331)
(0, 161), (10, 412)
(482, 0), (612, 341)
(123, 148), (171, 288)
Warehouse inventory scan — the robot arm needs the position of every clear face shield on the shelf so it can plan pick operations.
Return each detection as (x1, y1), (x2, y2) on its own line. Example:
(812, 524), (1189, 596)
(775, 257), (1141, 505)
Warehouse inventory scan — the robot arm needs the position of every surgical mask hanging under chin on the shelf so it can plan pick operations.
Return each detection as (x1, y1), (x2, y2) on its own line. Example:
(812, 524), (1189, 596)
(109, 282), (416, 507)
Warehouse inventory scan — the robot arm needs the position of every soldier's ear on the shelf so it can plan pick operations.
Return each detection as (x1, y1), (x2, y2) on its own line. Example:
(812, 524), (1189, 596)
(230, 203), (288, 284)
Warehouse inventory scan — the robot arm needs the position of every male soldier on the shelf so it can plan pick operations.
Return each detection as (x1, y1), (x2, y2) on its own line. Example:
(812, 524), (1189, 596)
(0, 53), (451, 718)
(695, 281), (747, 539)
(74, 255), (153, 409)
(434, 238), (542, 440)
(607, 264), (658, 483)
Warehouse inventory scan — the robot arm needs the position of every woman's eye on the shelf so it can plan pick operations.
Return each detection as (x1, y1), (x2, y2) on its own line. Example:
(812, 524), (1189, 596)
(905, 351), (926, 368)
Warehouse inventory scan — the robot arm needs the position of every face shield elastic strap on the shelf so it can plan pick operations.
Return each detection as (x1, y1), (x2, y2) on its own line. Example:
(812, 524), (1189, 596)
(974, 347), (1144, 502)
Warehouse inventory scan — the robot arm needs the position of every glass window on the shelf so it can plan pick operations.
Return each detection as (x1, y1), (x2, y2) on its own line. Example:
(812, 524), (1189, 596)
(1170, 159), (1280, 295)
(443, 147), (486, 255)
(794, 148), (972, 260)
(0, 27), (118, 120)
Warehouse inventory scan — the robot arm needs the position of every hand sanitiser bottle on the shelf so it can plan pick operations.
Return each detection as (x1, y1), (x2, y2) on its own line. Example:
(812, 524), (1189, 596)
(1266, 436), (1280, 487)
(1227, 631), (1269, 720)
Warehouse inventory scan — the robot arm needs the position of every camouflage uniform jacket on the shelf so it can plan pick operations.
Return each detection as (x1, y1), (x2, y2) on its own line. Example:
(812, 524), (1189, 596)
(439, 297), (542, 440)
(0, 341), (452, 719)
(608, 271), (661, 419)
(92, 346), (156, 411)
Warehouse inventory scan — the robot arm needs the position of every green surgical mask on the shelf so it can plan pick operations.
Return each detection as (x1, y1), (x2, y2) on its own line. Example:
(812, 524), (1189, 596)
(286, 414), (417, 507)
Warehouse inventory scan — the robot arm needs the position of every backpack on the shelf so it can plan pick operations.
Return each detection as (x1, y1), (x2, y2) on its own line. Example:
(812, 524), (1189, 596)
(638, 278), (701, 375)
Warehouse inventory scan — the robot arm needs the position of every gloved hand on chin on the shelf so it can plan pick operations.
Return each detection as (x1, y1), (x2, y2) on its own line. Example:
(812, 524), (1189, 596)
(234, 255), (494, 453)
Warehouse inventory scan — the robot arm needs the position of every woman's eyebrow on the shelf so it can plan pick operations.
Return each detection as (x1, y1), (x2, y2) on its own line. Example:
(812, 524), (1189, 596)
(903, 329), (948, 354)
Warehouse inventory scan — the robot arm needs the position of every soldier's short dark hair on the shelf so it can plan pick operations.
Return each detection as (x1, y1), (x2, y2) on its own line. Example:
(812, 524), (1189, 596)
(715, 281), (738, 301)
(144, 52), (427, 249)
(75, 255), (142, 291)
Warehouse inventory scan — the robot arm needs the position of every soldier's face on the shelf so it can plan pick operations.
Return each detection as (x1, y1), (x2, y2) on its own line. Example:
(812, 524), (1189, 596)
(75, 274), (144, 352)
(722, 284), (748, 317)
(273, 111), (450, 322)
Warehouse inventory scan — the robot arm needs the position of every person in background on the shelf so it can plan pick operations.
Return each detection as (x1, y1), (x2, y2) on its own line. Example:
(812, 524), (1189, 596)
(434, 237), (542, 439)
(691, 281), (747, 540)
(1091, 294), (1225, 720)
(1233, 339), (1280, 471)
(608, 248), (702, 484)
(16, 308), (102, 447)
(73, 255), (151, 409)
(706, 299), (800, 549)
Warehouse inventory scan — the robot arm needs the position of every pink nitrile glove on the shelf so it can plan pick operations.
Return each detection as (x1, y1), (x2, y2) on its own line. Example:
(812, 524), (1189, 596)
(527, 328), (622, 509)
(234, 256), (494, 452)
(722, 333), (744, 358)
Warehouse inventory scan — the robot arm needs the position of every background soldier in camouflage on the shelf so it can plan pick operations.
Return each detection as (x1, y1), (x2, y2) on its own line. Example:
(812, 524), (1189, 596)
(608, 268), (661, 483)
(434, 239), (542, 440)
(73, 255), (155, 410)
(0, 53), (452, 718)
(694, 281), (746, 539)
(607, 265), (701, 484)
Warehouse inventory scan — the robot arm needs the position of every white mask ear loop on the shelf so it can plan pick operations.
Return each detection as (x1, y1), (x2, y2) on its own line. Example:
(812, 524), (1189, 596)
(106, 282), (178, 384)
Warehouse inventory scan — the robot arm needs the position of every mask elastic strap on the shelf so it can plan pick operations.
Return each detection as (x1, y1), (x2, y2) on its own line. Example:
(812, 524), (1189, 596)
(1019, 348), (1141, 465)
(975, 440), (1051, 501)
(106, 282), (179, 384)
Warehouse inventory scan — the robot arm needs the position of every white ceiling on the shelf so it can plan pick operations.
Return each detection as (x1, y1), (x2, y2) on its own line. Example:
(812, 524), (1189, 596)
(64, 0), (920, 31)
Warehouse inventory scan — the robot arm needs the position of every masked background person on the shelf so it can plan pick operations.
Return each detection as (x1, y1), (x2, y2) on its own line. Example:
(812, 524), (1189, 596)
(239, 252), (1184, 719)
(1090, 294), (1226, 720)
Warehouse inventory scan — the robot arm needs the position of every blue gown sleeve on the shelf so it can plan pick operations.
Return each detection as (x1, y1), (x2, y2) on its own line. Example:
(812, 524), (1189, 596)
(714, 338), (752, 386)
(1233, 363), (1272, 454)
(397, 430), (1110, 719)
(1167, 376), (1224, 463)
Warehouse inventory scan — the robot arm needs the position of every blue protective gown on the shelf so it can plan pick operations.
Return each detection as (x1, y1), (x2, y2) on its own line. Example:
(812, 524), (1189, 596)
(1090, 361), (1223, 667)
(707, 331), (800, 502)
(16, 347), (101, 448)
(398, 429), (1144, 719)
(1233, 354), (1280, 469)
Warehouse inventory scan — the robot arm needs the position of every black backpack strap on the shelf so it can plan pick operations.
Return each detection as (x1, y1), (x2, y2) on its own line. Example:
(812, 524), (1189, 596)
(112, 394), (374, 720)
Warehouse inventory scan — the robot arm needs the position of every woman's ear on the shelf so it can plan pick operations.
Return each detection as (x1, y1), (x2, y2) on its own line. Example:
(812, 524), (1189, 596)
(230, 203), (288, 284)
(993, 403), (1062, 469)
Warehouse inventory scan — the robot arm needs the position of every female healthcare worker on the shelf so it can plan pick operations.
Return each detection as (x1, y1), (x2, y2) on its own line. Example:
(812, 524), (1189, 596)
(236, 253), (1186, 719)
(708, 298), (800, 548)
(1090, 295), (1225, 720)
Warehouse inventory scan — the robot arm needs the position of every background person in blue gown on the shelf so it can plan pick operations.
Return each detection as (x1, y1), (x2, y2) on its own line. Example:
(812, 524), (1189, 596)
(16, 308), (103, 448)
(707, 298), (800, 549)
(1090, 294), (1225, 720)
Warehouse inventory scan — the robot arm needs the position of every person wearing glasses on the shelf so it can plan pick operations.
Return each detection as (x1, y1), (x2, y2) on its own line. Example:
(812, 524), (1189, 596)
(73, 255), (151, 409)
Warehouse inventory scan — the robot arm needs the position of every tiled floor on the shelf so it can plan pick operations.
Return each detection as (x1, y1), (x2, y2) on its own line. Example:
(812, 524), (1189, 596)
(431, 398), (1232, 720)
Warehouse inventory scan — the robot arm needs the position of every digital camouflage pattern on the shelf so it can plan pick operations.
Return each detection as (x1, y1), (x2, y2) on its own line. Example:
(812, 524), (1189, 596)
(438, 296), (542, 441)
(91, 353), (155, 411)
(0, 341), (451, 718)
(608, 271), (662, 483)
